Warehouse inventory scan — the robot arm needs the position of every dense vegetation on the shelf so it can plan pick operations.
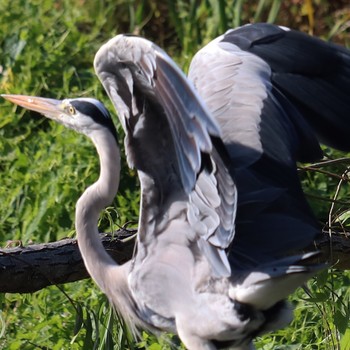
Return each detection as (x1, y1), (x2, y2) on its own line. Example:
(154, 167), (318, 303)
(0, 0), (349, 349)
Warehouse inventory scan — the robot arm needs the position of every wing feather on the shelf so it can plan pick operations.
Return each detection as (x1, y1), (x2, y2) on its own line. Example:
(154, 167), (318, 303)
(94, 35), (220, 193)
(189, 35), (322, 168)
(223, 23), (350, 152)
(188, 25), (324, 268)
(94, 34), (237, 275)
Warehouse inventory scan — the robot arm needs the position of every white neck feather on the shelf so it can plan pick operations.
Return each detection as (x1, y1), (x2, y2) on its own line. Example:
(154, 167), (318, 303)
(75, 128), (121, 292)
(75, 127), (146, 332)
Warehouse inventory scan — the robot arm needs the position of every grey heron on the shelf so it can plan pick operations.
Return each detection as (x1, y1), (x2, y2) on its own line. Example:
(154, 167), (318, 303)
(3, 23), (350, 349)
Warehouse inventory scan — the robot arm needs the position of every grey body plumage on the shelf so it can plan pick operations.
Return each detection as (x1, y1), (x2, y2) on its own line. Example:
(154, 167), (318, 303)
(4, 23), (350, 349)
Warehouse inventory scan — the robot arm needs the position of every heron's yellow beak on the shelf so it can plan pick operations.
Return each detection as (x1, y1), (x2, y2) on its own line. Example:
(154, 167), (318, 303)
(1, 94), (63, 120)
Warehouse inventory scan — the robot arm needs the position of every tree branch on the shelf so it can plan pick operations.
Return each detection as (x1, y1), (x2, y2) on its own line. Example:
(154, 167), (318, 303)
(314, 230), (350, 269)
(0, 229), (136, 293)
(0, 228), (349, 294)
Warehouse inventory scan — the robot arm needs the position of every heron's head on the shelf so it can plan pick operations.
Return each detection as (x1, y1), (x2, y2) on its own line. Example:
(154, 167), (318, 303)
(2, 94), (117, 140)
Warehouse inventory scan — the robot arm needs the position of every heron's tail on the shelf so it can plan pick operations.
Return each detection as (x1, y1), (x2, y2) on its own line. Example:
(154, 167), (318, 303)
(229, 251), (323, 311)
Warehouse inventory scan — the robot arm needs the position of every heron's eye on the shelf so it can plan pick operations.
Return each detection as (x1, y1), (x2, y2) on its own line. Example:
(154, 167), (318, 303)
(67, 105), (76, 116)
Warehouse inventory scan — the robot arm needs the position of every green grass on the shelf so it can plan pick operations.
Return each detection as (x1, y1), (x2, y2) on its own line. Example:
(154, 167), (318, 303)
(1, 0), (350, 349)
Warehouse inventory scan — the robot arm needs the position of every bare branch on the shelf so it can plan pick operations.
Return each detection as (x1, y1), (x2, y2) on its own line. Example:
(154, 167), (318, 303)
(1, 225), (350, 294)
(0, 229), (136, 293)
(314, 229), (350, 270)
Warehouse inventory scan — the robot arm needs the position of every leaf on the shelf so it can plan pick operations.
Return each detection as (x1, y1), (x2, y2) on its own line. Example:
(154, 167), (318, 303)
(148, 343), (162, 350)
(341, 329), (350, 350)
(73, 303), (84, 336)
(334, 310), (348, 335)
(303, 292), (329, 303)
(315, 269), (329, 288)
(336, 209), (350, 225)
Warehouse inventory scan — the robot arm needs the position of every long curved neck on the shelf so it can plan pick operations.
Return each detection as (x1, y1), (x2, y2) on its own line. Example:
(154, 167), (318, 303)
(75, 128), (121, 292)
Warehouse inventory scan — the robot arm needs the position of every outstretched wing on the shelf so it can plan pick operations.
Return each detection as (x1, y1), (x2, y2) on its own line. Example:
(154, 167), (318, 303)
(94, 36), (218, 192)
(94, 35), (236, 275)
(188, 23), (341, 268)
(224, 23), (350, 152)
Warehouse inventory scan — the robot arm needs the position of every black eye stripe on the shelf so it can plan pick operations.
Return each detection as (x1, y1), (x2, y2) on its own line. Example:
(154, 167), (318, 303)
(70, 99), (118, 141)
